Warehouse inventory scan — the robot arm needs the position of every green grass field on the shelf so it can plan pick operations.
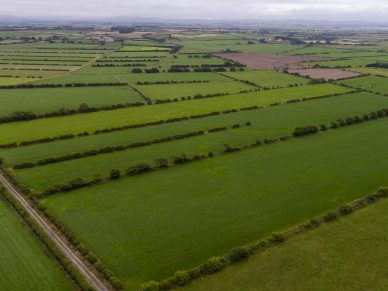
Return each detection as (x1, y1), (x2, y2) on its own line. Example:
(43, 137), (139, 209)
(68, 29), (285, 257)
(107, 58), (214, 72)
(41, 117), (388, 289)
(339, 75), (388, 94)
(2, 91), (384, 168)
(222, 70), (309, 87)
(0, 86), (144, 117)
(119, 46), (171, 52)
(0, 197), (74, 290)
(183, 197), (388, 291)
(9, 91), (388, 191)
(134, 80), (255, 100)
(0, 84), (350, 144)
(349, 67), (388, 77)
(0, 77), (31, 85)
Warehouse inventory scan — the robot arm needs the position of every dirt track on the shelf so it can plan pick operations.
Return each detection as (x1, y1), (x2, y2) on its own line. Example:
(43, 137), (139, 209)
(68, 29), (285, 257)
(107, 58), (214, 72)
(0, 170), (110, 291)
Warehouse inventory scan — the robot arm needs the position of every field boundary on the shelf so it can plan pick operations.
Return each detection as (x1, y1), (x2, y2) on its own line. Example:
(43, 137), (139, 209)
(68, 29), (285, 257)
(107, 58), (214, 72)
(0, 169), (113, 291)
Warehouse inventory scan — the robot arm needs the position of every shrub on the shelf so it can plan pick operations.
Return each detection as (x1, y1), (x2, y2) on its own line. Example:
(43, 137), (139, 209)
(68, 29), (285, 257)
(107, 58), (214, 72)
(293, 125), (319, 137)
(227, 246), (250, 263)
(339, 204), (353, 215)
(110, 169), (121, 180)
(271, 232), (285, 243)
(132, 68), (143, 73)
(199, 256), (226, 274)
(142, 281), (160, 291)
(323, 211), (338, 222)
(125, 163), (151, 176)
(172, 270), (191, 286)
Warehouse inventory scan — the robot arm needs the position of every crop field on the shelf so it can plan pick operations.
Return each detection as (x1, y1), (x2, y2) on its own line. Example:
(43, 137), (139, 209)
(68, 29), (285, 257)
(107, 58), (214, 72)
(339, 75), (388, 94)
(1, 27), (388, 291)
(0, 196), (74, 290)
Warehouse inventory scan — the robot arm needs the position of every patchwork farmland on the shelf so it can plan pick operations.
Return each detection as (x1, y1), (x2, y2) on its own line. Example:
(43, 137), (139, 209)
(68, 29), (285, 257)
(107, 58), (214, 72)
(1, 26), (388, 291)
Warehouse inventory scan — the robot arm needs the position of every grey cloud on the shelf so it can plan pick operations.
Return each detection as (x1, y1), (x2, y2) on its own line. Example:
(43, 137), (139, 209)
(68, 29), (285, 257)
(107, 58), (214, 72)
(1, 0), (388, 21)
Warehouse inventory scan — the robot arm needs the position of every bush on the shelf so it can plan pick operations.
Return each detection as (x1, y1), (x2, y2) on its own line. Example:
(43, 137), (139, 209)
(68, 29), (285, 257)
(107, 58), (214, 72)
(172, 270), (191, 286)
(323, 211), (338, 222)
(271, 232), (285, 243)
(293, 125), (319, 137)
(339, 205), (353, 215)
(142, 281), (160, 291)
(110, 169), (121, 180)
(199, 256), (226, 274)
(227, 246), (250, 263)
(126, 163), (151, 176)
(132, 68), (143, 73)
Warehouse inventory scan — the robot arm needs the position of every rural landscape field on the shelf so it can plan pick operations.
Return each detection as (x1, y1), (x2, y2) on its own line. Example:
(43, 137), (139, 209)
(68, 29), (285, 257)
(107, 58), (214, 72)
(1, 4), (388, 290)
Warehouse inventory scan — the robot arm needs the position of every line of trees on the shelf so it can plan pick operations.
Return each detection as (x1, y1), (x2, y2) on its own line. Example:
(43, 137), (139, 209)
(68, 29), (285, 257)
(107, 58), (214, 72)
(137, 80), (210, 85)
(0, 102), (144, 125)
(0, 82), (128, 89)
(93, 63), (146, 67)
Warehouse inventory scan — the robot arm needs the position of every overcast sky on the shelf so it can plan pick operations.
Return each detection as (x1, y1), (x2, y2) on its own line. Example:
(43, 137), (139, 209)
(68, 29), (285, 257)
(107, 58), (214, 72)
(1, 0), (388, 22)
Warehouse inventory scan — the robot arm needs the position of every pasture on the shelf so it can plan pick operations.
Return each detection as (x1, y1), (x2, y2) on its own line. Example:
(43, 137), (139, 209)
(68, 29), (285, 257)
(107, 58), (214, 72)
(222, 70), (309, 87)
(41, 117), (388, 288)
(183, 197), (388, 291)
(339, 75), (388, 94)
(0, 86), (143, 117)
(0, 83), (350, 144)
(1, 27), (388, 291)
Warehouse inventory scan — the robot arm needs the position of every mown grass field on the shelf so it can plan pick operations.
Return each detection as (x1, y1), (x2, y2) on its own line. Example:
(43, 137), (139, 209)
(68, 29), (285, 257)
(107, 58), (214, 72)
(0, 86), (143, 117)
(0, 197), (74, 290)
(183, 197), (388, 291)
(0, 83), (350, 144)
(40, 116), (388, 289)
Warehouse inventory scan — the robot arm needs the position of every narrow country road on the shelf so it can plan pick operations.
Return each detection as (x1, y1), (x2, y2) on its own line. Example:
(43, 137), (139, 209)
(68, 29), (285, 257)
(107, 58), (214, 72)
(0, 171), (110, 291)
